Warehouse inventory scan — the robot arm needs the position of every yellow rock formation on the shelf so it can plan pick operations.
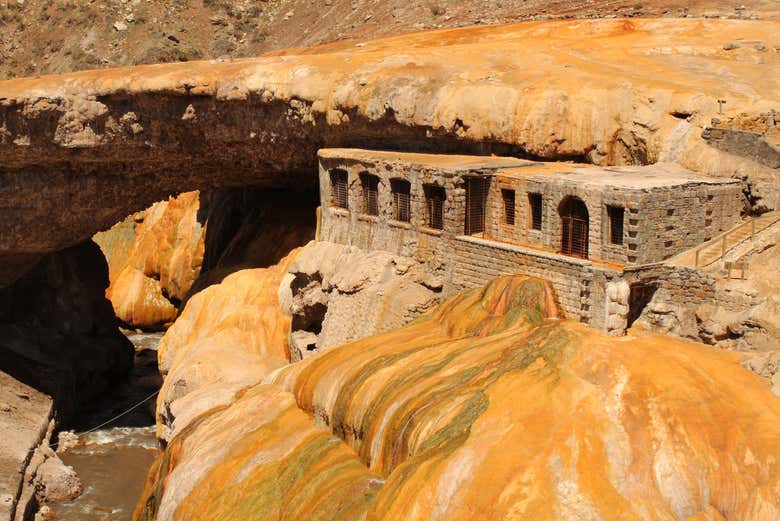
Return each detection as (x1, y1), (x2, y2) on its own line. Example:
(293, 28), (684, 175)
(138, 274), (780, 520)
(96, 192), (205, 329)
(136, 384), (380, 521)
(154, 250), (298, 441)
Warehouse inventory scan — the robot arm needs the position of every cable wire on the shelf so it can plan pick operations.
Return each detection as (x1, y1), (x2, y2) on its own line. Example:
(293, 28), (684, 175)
(51, 389), (160, 448)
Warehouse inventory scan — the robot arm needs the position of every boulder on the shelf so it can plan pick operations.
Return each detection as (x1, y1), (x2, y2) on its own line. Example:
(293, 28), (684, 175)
(35, 455), (82, 503)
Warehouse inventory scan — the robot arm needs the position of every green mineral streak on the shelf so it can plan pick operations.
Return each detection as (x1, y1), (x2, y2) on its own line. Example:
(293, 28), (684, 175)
(203, 432), (376, 521)
(371, 323), (575, 471)
(367, 394), (486, 518)
(359, 345), (485, 463)
(331, 347), (439, 440)
(367, 324), (577, 517)
(134, 404), (231, 521)
(415, 390), (489, 457)
(334, 278), (548, 447)
(334, 279), (555, 466)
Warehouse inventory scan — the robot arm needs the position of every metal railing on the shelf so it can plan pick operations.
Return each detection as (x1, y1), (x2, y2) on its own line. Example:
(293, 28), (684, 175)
(693, 213), (780, 268)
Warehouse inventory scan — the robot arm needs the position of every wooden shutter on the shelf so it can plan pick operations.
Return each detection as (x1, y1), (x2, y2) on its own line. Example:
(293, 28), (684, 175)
(330, 170), (348, 209)
(391, 179), (411, 222)
(425, 185), (445, 230)
(465, 177), (487, 236)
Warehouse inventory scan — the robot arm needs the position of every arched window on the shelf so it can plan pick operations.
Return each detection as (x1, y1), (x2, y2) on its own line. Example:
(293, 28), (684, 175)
(559, 196), (589, 258)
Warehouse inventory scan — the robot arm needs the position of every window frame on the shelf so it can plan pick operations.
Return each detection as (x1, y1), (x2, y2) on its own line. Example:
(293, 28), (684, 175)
(359, 173), (380, 216)
(390, 178), (412, 223)
(330, 169), (349, 210)
(606, 205), (625, 246)
(501, 189), (516, 226)
(424, 184), (446, 230)
(528, 192), (543, 231)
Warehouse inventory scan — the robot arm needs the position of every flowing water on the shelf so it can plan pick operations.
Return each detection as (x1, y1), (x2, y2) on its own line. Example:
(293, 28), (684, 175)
(54, 332), (164, 521)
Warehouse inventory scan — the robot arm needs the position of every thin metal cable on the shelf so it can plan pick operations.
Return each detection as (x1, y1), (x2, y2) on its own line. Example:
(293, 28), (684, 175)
(50, 389), (160, 448)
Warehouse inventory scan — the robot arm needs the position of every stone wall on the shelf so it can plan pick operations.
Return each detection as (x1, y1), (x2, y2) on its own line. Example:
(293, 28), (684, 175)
(485, 173), (742, 265)
(702, 127), (780, 169)
(624, 263), (717, 337)
(633, 184), (742, 264)
(317, 150), (743, 336)
(318, 153), (519, 288)
(451, 236), (602, 325)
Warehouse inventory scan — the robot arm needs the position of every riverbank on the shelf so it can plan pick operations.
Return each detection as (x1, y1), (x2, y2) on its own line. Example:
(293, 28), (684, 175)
(51, 333), (163, 521)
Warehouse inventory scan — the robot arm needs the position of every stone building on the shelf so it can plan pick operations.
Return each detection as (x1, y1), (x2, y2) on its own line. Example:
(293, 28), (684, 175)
(317, 148), (743, 335)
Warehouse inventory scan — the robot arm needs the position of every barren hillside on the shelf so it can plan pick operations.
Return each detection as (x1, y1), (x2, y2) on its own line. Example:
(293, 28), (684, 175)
(1, 0), (778, 79)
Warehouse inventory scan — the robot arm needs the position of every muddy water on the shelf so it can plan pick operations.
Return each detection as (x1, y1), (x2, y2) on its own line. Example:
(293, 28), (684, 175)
(55, 333), (163, 521)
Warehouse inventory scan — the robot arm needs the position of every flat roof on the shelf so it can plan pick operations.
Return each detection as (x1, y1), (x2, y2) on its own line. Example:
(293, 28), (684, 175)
(319, 149), (740, 189)
(497, 163), (741, 189)
(318, 148), (533, 172)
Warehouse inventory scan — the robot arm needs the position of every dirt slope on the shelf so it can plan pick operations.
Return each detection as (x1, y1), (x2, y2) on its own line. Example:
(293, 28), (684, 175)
(1, 0), (777, 80)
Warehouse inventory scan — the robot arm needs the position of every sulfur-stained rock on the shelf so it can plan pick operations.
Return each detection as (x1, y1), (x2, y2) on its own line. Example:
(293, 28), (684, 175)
(136, 384), (381, 521)
(96, 188), (317, 331)
(155, 250), (300, 442)
(140, 274), (780, 520)
(96, 191), (206, 330)
(273, 276), (780, 520)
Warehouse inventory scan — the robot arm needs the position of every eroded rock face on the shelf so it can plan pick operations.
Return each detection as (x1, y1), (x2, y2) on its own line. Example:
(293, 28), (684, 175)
(0, 371), (54, 521)
(0, 241), (134, 421)
(0, 18), (777, 284)
(95, 187), (317, 330)
(284, 241), (444, 359)
(138, 275), (780, 521)
(34, 455), (83, 504)
(155, 250), (300, 442)
(95, 191), (206, 330)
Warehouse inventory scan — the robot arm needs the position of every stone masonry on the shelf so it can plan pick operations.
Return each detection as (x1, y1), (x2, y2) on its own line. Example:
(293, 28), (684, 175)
(317, 149), (745, 335)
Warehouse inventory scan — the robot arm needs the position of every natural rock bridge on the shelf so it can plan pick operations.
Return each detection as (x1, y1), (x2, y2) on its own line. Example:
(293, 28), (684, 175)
(0, 18), (778, 284)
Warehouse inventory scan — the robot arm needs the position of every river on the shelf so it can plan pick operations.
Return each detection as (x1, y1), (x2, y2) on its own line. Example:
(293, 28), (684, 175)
(54, 332), (163, 521)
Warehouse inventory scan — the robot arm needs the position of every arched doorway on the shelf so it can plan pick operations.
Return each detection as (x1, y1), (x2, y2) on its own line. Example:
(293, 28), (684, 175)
(559, 197), (589, 258)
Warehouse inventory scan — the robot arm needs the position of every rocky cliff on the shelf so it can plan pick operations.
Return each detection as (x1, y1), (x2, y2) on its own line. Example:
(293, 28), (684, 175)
(0, 241), (134, 422)
(136, 274), (780, 520)
(1, 18), (778, 285)
(0, 242), (132, 520)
